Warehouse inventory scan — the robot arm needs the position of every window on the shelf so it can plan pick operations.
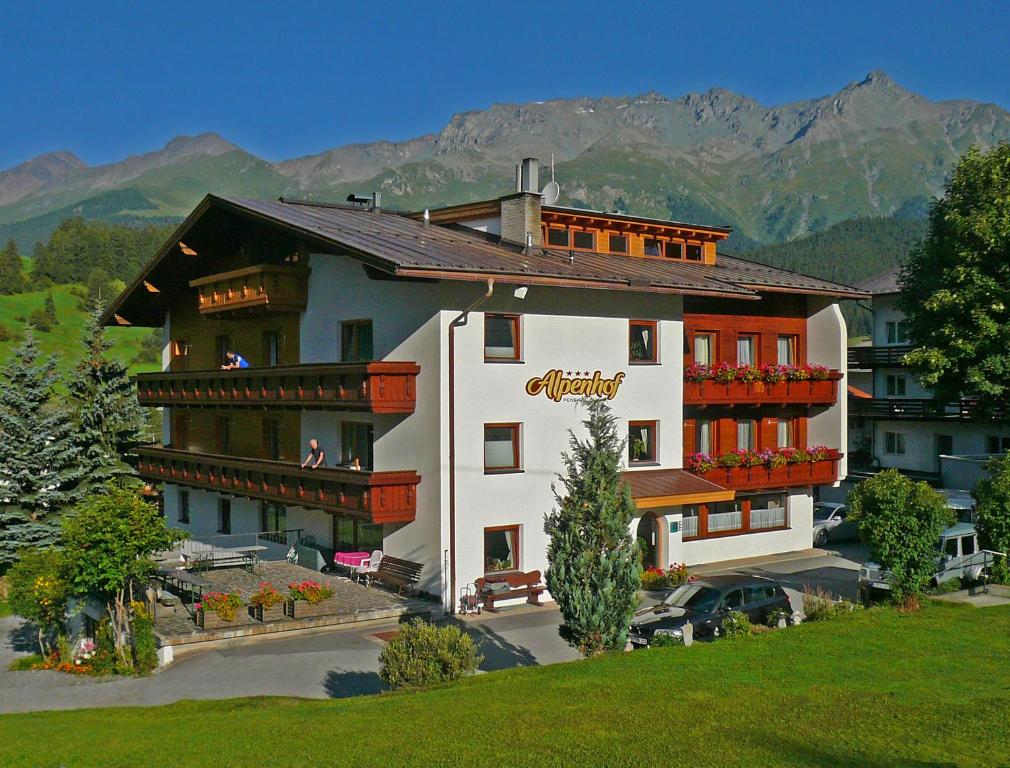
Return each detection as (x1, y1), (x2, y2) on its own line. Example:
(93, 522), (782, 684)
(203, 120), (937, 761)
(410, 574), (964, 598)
(944, 537), (959, 558)
(263, 417), (281, 461)
(341, 422), (374, 470)
(885, 431), (906, 455)
(696, 419), (713, 455)
(262, 330), (280, 366)
(737, 419), (756, 451)
(685, 244), (703, 261)
(546, 227), (569, 247)
(484, 423), (521, 472)
(776, 417), (794, 449)
(745, 585), (775, 604)
(693, 333), (715, 365)
(886, 374), (907, 396)
(261, 502), (286, 533)
(170, 339), (190, 371)
(736, 335), (756, 366)
(665, 241), (684, 259)
(484, 314), (521, 361)
(215, 335), (232, 367)
(608, 234), (628, 254)
(573, 230), (595, 250)
(629, 320), (658, 363)
(178, 490), (190, 524)
(217, 499), (231, 534)
(341, 320), (373, 362)
(357, 523), (383, 553)
(644, 238), (662, 257)
(484, 525), (519, 573)
(720, 589), (744, 610)
(333, 518), (382, 553)
(987, 436), (1010, 454)
(217, 415), (232, 453)
(629, 420), (658, 464)
(961, 536), (976, 556)
(777, 335), (796, 365)
(886, 320), (909, 345)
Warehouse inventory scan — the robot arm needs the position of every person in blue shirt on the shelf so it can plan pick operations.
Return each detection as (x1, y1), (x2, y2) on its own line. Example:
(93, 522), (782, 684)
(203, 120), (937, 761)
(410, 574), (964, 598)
(222, 351), (250, 369)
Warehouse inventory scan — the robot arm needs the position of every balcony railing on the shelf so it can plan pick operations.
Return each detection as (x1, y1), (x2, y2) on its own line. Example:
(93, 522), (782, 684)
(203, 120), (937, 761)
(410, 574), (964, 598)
(136, 362), (420, 413)
(190, 264), (310, 315)
(138, 446), (421, 524)
(847, 345), (912, 369)
(848, 398), (980, 421)
(683, 373), (842, 407)
(690, 453), (842, 492)
(682, 504), (790, 541)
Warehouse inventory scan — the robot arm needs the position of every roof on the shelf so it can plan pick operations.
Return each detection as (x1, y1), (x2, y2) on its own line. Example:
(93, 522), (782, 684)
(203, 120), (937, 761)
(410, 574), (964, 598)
(855, 269), (901, 296)
(621, 468), (735, 508)
(102, 195), (868, 326)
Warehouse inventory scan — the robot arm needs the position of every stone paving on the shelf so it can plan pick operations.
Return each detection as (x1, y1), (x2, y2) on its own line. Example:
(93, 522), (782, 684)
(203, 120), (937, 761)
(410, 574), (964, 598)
(154, 561), (428, 643)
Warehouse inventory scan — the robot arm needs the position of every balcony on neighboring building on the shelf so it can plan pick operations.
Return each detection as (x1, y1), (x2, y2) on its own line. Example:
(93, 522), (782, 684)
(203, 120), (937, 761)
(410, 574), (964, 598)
(847, 345), (913, 369)
(190, 264), (310, 316)
(683, 371), (842, 407)
(848, 397), (979, 421)
(687, 450), (843, 492)
(136, 362), (420, 413)
(137, 446), (420, 524)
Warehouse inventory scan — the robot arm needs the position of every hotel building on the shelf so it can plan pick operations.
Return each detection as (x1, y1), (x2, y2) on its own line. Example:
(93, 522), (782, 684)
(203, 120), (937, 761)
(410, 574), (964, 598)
(105, 158), (864, 610)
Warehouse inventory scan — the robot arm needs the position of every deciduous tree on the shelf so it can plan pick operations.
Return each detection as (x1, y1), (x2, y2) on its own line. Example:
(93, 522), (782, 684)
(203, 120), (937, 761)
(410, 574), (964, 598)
(544, 399), (641, 656)
(973, 453), (1010, 583)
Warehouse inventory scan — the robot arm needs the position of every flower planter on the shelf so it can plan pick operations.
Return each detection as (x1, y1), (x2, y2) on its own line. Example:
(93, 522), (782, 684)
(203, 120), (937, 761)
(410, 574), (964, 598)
(683, 371), (841, 405)
(697, 455), (841, 491)
(284, 597), (340, 619)
(196, 609), (240, 630)
(250, 603), (286, 623)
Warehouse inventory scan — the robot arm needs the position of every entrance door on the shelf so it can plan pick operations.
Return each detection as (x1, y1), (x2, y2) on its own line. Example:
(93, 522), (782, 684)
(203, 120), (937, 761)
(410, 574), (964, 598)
(636, 513), (660, 569)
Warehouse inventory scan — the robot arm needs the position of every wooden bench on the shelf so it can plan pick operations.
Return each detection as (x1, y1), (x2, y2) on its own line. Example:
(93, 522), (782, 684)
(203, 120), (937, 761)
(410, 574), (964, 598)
(370, 556), (424, 595)
(475, 570), (546, 613)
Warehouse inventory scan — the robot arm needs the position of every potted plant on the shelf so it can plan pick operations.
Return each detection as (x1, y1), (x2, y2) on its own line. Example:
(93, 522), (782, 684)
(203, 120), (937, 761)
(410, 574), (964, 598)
(195, 591), (243, 630)
(284, 580), (336, 619)
(249, 582), (286, 622)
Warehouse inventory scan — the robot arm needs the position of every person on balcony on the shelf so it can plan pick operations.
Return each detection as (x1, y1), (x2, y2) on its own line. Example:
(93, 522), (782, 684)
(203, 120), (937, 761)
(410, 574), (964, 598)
(300, 438), (326, 470)
(221, 350), (250, 370)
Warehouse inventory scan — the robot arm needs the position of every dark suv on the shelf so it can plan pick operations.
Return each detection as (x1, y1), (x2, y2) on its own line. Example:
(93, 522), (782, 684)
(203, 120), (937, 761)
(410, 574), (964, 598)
(629, 575), (791, 647)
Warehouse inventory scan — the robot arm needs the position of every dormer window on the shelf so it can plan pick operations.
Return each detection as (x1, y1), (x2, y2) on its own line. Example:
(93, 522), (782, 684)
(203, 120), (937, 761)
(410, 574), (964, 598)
(546, 228), (570, 247)
(686, 244), (703, 261)
(608, 234), (628, 254)
(572, 230), (595, 250)
(644, 239), (662, 257)
(666, 241), (684, 259)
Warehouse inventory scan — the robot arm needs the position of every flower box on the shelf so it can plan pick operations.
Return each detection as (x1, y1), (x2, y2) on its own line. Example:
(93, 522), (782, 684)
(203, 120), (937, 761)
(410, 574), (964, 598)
(250, 603), (286, 623)
(284, 597), (340, 619)
(196, 609), (239, 630)
(694, 453), (841, 491)
(683, 375), (840, 405)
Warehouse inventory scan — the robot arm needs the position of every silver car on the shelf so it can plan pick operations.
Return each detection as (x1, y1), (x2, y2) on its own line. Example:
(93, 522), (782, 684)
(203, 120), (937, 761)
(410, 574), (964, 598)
(812, 502), (857, 547)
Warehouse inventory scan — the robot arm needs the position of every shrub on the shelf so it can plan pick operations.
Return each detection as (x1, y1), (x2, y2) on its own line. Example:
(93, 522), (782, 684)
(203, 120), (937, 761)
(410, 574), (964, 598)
(379, 619), (483, 690)
(90, 619), (117, 676)
(6, 548), (69, 655)
(649, 632), (680, 648)
(288, 580), (333, 604)
(196, 592), (243, 622)
(28, 308), (51, 332)
(130, 602), (158, 675)
(803, 586), (862, 621)
(250, 582), (285, 609)
(720, 610), (752, 638)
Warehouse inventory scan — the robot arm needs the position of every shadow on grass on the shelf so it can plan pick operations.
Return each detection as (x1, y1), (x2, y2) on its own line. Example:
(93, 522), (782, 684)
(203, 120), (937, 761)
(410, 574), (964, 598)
(323, 669), (384, 699)
(761, 735), (957, 767)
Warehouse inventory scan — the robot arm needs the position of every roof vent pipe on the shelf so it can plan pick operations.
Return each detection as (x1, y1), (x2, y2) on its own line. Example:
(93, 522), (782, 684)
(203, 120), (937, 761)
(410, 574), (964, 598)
(525, 232), (533, 254)
(423, 209), (430, 227)
(515, 164), (522, 193)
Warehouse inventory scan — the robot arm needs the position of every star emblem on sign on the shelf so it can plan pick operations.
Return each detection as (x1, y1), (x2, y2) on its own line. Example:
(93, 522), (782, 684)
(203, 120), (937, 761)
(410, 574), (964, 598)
(566, 370), (572, 376)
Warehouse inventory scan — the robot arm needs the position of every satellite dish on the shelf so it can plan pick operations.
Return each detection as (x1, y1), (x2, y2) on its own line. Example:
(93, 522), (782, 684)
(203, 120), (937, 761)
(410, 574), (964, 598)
(541, 180), (560, 206)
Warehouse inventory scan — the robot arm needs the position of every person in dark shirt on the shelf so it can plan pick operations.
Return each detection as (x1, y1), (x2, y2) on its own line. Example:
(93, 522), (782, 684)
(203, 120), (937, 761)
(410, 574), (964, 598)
(222, 351), (250, 369)
(300, 438), (326, 470)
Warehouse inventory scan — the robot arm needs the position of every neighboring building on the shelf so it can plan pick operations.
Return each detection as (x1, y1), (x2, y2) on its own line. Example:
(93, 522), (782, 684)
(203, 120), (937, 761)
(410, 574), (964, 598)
(846, 269), (1010, 490)
(106, 158), (862, 611)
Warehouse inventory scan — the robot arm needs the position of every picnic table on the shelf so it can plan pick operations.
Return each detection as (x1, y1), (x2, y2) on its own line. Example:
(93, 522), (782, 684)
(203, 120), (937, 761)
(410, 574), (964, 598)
(185, 544), (267, 574)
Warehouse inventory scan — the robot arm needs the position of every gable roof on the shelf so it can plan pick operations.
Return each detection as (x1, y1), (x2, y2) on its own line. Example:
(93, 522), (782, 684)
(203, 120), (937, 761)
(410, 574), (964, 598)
(102, 195), (868, 327)
(855, 269), (901, 295)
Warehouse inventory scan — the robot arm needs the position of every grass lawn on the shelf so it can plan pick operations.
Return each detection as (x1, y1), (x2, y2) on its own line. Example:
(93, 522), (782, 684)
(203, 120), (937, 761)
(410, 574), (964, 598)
(0, 599), (10, 618)
(1, 603), (1008, 767)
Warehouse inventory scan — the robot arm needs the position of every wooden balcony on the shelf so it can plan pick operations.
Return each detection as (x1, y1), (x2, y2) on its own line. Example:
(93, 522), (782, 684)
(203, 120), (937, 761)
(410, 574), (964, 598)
(690, 452), (842, 492)
(684, 373), (842, 407)
(848, 397), (980, 421)
(847, 345), (912, 369)
(137, 446), (420, 524)
(136, 362), (420, 413)
(190, 264), (310, 316)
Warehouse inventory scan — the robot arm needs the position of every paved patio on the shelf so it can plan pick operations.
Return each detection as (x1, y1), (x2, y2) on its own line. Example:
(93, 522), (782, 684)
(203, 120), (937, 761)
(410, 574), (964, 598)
(154, 561), (431, 647)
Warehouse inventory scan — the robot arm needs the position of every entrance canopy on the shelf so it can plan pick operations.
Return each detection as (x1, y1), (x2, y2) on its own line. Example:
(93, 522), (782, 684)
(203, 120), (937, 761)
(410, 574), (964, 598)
(622, 469), (735, 509)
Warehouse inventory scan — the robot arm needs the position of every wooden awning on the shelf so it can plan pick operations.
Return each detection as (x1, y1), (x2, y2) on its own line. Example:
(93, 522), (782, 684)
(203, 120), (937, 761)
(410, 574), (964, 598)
(621, 468), (735, 509)
(848, 384), (873, 400)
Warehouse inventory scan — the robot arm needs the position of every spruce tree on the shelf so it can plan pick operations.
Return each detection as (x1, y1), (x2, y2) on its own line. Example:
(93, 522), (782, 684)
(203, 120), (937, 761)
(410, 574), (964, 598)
(44, 293), (59, 326)
(0, 331), (84, 568)
(66, 303), (149, 495)
(544, 399), (641, 656)
(0, 239), (24, 295)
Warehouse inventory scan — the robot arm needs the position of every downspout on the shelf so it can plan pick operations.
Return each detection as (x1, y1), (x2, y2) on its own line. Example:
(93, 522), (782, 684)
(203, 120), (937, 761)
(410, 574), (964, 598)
(448, 278), (495, 614)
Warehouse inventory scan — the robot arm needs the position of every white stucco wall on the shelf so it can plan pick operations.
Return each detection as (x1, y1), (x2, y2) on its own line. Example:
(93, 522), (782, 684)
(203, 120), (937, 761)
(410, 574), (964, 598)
(807, 297), (847, 484)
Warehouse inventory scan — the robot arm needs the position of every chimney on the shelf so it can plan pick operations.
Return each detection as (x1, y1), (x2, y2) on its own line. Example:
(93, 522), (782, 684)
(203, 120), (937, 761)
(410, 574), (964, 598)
(501, 157), (542, 247)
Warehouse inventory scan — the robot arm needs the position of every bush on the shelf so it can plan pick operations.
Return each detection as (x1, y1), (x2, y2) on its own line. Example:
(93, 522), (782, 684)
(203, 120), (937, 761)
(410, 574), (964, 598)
(803, 586), (862, 621)
(90, 619), (117, 676)
(196, 592), (243, 622)
(766, 606), (792, 628)
(379, 619), (483, 690)
(649, 632), (680, 648)
(6, 548), (68, 654)
(28, 308), (52, 332)
(130, 602), (157, 675)
(720, 610), (752, 639)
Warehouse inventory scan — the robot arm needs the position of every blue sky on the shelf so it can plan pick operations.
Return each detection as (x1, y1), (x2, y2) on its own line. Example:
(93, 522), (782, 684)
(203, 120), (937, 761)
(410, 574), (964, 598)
(2, 0), (1008, 169)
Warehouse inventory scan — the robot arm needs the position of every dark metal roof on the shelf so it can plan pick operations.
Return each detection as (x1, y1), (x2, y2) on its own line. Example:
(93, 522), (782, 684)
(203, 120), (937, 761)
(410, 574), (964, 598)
(621, 468), (731, 501)
(706, 254), (870, 299)
(855, 269), (901, 296)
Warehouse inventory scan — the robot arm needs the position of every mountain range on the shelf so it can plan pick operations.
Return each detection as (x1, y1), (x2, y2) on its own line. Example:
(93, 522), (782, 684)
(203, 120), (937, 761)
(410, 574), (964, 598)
(2, 71), (1009, 251)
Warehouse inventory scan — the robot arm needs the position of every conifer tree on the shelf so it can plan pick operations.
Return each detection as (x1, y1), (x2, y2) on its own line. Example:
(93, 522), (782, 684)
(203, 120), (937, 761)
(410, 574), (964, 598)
(66, 303), (149, 495)
(44, 293), (59, 326)
(544, 399), (641, 656)
(0, 331), (84, 568)
(0, 239), (24, 295)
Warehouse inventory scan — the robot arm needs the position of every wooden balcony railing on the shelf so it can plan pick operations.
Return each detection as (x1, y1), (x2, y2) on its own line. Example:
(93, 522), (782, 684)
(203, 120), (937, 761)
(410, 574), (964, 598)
(684, 372), (842, 407)
(137, 446), (420, 524)
(689, 452), (842, 492)
(136, 362), (420, 413)
(848, 398), (980, 421)
(847, 345), (912, 369)
(190, 264), (310, 315)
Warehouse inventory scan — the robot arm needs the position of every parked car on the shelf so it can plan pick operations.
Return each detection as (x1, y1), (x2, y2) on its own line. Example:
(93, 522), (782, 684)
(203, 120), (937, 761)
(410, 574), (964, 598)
(858, 522), (994, 596)
(812, 502), (857, 546)
(628, 575), (790, 647)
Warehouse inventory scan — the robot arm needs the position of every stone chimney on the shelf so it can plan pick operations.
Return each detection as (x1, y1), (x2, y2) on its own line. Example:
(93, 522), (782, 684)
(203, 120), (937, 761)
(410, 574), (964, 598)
(500, 157), (542, 247)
